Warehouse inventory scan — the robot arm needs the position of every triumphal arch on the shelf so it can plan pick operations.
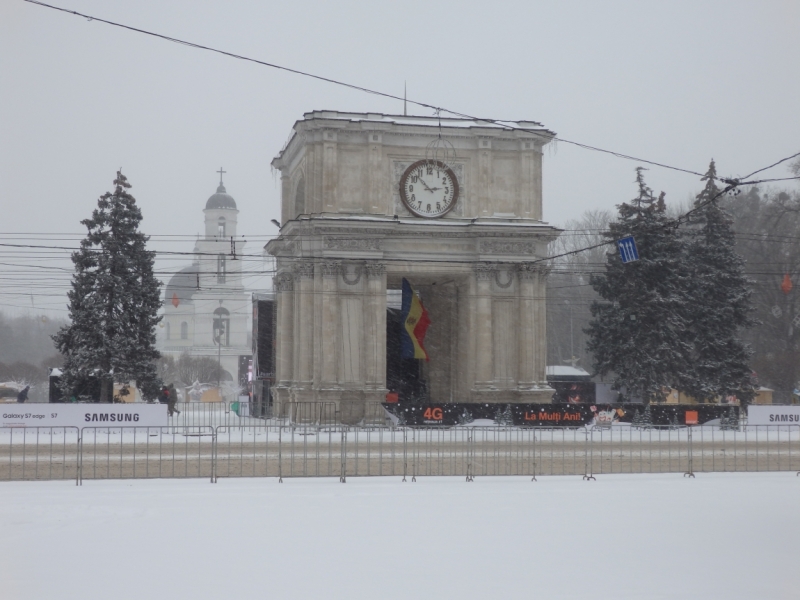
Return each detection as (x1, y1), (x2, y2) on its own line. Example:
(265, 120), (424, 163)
(267, 111), (559, 421)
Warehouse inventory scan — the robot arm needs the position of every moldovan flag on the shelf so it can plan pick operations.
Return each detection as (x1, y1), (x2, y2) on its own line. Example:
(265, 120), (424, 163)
(401, 278), (431, 361)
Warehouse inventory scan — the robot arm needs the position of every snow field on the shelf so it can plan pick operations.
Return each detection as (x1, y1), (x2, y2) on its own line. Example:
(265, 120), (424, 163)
(1, 473), (798, 600)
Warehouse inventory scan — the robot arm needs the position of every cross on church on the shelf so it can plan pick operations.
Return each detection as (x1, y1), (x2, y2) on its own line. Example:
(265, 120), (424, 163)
(217, 167), (226, 185)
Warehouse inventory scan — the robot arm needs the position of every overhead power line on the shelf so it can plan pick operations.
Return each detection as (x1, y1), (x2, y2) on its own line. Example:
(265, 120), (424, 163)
(23, 0), (784, 183)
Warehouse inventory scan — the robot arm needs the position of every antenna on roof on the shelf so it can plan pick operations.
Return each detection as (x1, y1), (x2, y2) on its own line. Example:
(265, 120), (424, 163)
(404, 81), (407, 116)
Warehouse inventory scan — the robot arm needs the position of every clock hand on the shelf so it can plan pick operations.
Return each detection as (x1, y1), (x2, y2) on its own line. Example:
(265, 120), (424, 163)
(419, 179), (434, 192)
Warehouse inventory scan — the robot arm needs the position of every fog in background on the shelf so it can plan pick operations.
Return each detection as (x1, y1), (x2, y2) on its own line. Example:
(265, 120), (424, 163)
(1, 0), (799, 320)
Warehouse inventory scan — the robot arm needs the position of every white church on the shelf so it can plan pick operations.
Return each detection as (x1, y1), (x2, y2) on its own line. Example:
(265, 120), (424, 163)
(157, 172), (250, 386)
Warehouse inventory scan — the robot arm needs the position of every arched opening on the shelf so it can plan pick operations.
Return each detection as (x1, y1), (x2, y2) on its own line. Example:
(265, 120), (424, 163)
(180, 321), (189, 340)
(217, 217), (226, 237)
(213, 308), (230, 346)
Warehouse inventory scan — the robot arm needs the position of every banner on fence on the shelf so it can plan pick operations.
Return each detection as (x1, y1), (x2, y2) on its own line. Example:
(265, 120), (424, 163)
(747, 405), (800, 426)
(384, 403), (738, 427)
(1, 403), (168, 428)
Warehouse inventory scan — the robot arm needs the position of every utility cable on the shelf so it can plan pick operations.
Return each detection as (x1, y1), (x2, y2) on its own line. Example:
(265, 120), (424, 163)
(23, 0), (744, 182)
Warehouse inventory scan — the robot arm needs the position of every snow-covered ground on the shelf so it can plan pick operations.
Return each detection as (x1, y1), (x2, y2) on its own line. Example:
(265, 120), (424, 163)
(1, 473), (798, 600)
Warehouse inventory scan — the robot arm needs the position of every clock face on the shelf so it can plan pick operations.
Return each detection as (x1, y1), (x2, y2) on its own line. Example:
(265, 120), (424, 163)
(399, 160), (459, 218)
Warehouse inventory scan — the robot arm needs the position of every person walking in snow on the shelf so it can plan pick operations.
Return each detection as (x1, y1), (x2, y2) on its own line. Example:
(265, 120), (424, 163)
(167, 383), (180, 416)
(16, 385), (29, 403)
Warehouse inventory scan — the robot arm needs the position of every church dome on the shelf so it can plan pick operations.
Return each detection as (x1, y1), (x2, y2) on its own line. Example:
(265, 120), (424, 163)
(165, 266), (198, 306)
(206, 184), (237, 210)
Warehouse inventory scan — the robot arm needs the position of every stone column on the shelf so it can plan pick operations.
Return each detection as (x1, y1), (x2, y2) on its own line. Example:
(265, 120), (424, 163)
(534, 266), (549, 385)
(473, 262), (494, 391)
(364, 262), (387, 399)
(517, 263), (537, 388)
(272, 272), (294, 410)
(293, 261), (315, 401)
(320, 261), (340, 387)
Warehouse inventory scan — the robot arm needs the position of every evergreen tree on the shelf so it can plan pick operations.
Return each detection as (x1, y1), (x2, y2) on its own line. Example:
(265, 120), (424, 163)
(494, 405), (513, 426)
(631, 409), (642, 428)
(53, 171), (162, 402)
(586, 168), (691, 404)
(720, 407), (739, 431)
(682, 161), (756, 404)
(641, 404), (653, 428)
(458, 408), (475, 425)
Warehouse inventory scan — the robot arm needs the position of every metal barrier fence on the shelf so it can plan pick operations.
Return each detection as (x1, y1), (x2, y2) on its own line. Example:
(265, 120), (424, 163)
(3, 424), (799, 484)
(80, 427), (215, 482)
(0, 427), (80, 483)
(163, 401), (390, 428)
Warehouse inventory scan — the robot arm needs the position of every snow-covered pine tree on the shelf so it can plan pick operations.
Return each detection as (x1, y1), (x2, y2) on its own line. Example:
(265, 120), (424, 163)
(720, 407), (739, 431)
(681, 161), (756, 404)
(641, 404), (653, 428)
(53, 171), (163, 402)
(458, 408), (475, 425)
(586, 168), (691, 404)
(631, 409), (642, 428)
(494, 405), (513, 426)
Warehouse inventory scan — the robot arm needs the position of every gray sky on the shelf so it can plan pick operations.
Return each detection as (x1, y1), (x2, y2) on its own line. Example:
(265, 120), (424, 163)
(1, 0), (799, 316)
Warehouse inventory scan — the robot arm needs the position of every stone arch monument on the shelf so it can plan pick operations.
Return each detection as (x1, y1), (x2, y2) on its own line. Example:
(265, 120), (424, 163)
(267, 111), (559, 421)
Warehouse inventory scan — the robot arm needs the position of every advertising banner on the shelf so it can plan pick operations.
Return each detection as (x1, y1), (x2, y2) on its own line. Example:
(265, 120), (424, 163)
(747, 405), (800, 426)
(384, 403), (738, 428)
(1, 403), (168, 429)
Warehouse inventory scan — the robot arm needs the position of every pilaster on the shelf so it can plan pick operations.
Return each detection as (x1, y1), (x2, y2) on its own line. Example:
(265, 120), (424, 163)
(322, 131), (338, 211)
(364, 262), (387, 393)
(272, 272), (294, 409)
(320, 261), (341, 386)
(293, 261), (315, 399)
(518, 263), (537, 388)
(472, 262), (494, 390)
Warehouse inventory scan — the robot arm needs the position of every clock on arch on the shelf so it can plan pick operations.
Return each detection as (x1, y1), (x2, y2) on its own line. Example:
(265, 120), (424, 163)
(399, 160), (459, 218)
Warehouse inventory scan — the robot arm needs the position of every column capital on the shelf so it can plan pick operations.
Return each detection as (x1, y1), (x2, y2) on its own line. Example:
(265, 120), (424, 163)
(364, 262), (386, 278)
(473, 262), (496, 280)
(273, 272), (294, 292)
(321, 261), (341, 278)
(293, 261), (315, 279)
(517, 262), (549, 280)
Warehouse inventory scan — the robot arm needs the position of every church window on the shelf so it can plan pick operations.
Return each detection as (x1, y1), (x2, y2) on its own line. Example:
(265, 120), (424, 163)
(218, 217), (226, 237)
(165, 322), (171, 340)
(213, 308), (230, 346)
(217, 254), (226, 283)
(180, 321), (188, 340)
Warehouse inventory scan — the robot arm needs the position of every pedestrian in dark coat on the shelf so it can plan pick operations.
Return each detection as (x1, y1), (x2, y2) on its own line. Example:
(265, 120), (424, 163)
(16, 385), (30, 403)
(167, 383), (180, 416)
